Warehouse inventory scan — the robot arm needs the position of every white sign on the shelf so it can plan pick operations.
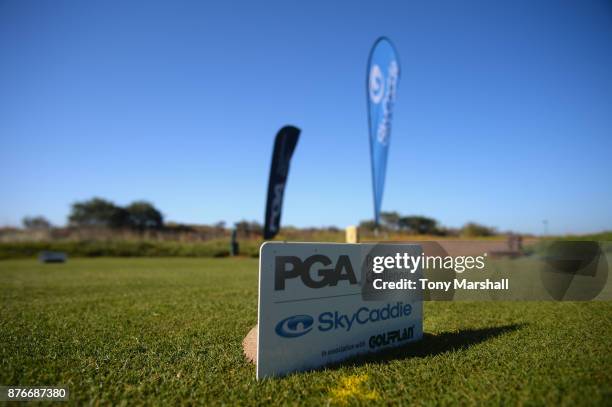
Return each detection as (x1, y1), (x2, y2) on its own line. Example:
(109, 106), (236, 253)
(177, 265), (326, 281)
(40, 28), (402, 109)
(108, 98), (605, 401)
(257, 242), (423, 379)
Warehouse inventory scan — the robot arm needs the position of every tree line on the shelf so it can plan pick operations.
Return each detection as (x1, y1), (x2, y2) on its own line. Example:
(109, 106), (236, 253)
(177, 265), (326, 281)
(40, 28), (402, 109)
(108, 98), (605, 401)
(23, 198), (163, 231)
(21, 199), (497, 237)
(359, 211), (497, 237)
(68, 198), (164, 230)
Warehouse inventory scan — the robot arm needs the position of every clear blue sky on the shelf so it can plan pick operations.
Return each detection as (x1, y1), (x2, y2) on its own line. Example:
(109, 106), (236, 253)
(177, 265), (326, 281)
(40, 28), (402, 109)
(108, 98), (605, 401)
(1, 0), (611, 235)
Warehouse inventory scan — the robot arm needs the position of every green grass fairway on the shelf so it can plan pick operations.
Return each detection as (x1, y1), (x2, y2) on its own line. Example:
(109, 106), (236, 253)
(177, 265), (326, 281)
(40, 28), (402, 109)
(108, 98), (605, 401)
(1, 258), (610, 405)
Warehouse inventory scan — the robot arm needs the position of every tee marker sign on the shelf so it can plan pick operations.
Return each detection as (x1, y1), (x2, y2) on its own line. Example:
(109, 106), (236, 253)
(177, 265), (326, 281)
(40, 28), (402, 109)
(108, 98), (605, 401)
(257, 242), (423, 378)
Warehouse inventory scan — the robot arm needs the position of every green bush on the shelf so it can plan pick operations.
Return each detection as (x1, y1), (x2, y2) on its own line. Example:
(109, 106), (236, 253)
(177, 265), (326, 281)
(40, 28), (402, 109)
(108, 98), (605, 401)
(460, 222), (497, 237)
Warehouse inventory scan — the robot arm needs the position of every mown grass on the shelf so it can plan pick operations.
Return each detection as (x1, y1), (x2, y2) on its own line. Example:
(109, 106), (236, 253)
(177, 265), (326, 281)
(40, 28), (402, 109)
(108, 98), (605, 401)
(0, 258), (610, 405)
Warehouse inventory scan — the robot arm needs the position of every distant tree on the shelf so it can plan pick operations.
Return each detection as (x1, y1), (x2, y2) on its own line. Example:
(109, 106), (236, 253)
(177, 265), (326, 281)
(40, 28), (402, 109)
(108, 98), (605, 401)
(381, 211), (401, 231)
(358, 219), (377, 231)
(461, 222), (496, 237)
(234, 220), (263, 237)
(398, 216), (440, 235)
(22, 216), (52, 230)
(68, 197), (128, 228)
(125, 201), (163, 230)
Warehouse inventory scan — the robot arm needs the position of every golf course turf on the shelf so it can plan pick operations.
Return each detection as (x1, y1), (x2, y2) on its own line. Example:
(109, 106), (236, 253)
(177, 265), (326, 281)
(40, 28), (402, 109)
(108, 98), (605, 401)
(1, 258), (610, 405)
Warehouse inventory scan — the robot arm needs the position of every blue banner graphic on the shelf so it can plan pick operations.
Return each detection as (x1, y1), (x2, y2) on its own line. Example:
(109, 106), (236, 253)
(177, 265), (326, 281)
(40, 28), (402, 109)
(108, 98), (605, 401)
(367, 37), (400, 226)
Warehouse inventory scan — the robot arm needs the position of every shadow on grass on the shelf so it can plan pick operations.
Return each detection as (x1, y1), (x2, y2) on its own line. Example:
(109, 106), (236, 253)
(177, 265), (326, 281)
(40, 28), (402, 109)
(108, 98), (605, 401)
(326, 323), (525, 371)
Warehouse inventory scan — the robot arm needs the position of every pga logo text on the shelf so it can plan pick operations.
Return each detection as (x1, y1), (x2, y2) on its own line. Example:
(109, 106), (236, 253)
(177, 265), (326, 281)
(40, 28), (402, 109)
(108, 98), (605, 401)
(274, 255), (358, 290)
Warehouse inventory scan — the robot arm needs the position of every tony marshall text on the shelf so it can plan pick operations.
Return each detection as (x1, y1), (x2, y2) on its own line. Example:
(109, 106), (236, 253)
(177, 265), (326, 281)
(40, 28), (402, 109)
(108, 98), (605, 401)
(372, 278), (509, 291)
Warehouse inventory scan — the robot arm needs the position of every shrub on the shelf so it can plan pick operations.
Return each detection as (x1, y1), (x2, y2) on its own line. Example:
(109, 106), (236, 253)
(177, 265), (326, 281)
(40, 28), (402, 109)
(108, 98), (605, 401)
(461, 222), (497, 237)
